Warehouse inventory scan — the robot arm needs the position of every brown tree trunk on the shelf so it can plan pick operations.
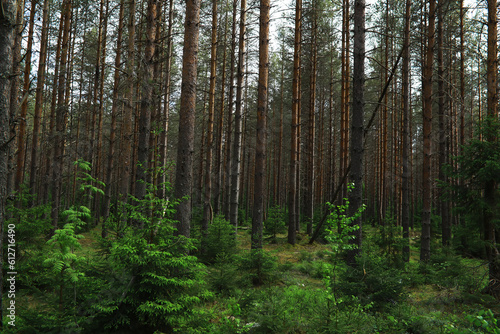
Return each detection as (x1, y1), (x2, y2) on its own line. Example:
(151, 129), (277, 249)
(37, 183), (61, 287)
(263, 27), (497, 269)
(402, 0), (411, 262)
(158, 0), (174, 201)
(51, 0), (72, 232)
(346, 0), (365, 266)
(29, 0), (50, 200)
(214, 11), (228, 217)
(230, 0), (247, 229)
(0, 0), (17, 325)
(8, 0), (24, 195)
(339, 0), (350, 203)
(305, 1), (317, 236)
(102, 0), (125, 236)
(437, 0), (450, 246)
(288, 0), (301, 245)
(252, 0), (270, 250)
(484, 0), (500, 298)
(202, 0), (218, 233)
(133, 0), (157, 229)
(15, 0), (36, 191)
(119, 0), (136, 201)
(224, 0), (238, 218)
(420, 0), (435, 262)
(174, 0), (201, 237)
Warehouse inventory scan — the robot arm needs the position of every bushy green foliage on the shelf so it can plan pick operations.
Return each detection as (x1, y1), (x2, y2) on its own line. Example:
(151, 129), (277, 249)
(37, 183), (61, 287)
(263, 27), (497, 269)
(203, 214), (237, 262)
(92, 228), (212, 332)
(264, 205), (286, 242)
(465, 309), (500, 333)
(239, 249), (279, 286)
(337, 252), (407, 311)
(90, 182), (213, 332)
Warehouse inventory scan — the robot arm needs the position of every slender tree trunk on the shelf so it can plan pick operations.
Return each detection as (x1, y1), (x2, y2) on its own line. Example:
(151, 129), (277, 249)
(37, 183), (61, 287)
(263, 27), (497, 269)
(402, 0), (411, 262)
(346, 0), (365, 266)
(119, 0), (136, 201)
(306, 2), (317, 236)
(340, 0), (350, 202)
(252, 0), (270, 250)
(158, 0), (174, 200)
(224, 0), (237, 218)
(51, 0), (72, 232)
(174, 0), (201, 237)
(135, 0), (156, 199)
(230, 0), (247, 230)
(102, 0), (125, 236)
(420, 0), (436, 262)
(437, 0), (450, 246)
(202, 0), (218, 233)
(8, 0), (24, 195)
(288, 0), (301, 245)
(29, 0), (50, 200)
(484, 0), (500, 297)
(15, 0), (36, 191)
(214, 13), (228, 217)
(0, 0), (17, 325)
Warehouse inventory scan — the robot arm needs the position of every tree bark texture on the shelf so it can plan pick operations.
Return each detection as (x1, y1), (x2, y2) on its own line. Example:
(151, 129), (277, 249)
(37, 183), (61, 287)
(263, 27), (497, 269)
(346, 0), (365, 266)
(0, 0), (17, 325)
(252, 0), (270, 250)
(420, 0), (436, 262)
(174, 0), (201, 238)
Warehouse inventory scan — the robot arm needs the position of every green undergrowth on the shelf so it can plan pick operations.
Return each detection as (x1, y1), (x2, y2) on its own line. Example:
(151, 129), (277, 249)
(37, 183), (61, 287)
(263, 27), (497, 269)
(4, 212), (499, 333)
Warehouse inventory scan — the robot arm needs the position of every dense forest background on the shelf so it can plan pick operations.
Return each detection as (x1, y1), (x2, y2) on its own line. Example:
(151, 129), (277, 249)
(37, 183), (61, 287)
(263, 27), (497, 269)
(0, 0), (500, 332)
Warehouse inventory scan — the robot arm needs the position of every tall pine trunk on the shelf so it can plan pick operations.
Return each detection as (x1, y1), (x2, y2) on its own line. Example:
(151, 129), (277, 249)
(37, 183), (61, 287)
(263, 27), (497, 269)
(230, 0), (247, 230)
(420, 0), (436, 262)
(346, 0), (365, 265)
(402, 0), (411, 262)
(252, 0), (270, 250)
(174, 0), (201, 237)
(51, 0), (72, 232)
(0, 0), (17, 324)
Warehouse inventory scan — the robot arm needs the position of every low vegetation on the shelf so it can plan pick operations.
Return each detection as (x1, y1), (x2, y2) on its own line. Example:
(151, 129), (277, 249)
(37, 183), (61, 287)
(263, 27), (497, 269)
(4, 184), (500, 333)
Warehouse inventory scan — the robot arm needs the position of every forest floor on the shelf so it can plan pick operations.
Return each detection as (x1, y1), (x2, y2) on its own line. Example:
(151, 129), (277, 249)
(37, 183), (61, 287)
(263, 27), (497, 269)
(14, 222), (498, 333)
(82, 223), (500, 333)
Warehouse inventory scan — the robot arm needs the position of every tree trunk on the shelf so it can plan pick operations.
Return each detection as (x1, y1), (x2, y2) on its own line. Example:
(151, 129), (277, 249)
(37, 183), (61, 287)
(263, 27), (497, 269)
(346, 0), (365, 266)
(305, 1), (317, 236)
(29, 0), (50, 201)
(402, 0), (411, 262)
(288, 0), (302, 245)
(484, 0), (500, 298)
(437, 0), (450, 246)
(229, 0), (247, 230)
(102, 0), (125, 236)
(252, 0), (270, 250)
(0, 0), (17, 325)
(119, 0), (136, 201)
(339, 0), (350, 203)
(224, 0), (238, 218)
(420, 0), (436, 262)
(158, 0), (174, 201)
(15, 0), (36, 192)
(51, 0), (72, 232)
(133, 0), (157, 227)
(174, 0), (201, 238)
(202, 0), (218, 233)
(8, 0), (24, 196)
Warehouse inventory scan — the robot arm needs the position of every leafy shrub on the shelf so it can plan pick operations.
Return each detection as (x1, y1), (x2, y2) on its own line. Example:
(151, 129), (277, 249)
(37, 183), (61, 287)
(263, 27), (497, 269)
(239, 249), (279, 286)
(92, 227), (213, 332)
(466, 309), (500, 334)
(338, 252), (407, 311)
(203, 215), (237, 262)
(208, 253), (240, 295)
(264, 205), (286, 242)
